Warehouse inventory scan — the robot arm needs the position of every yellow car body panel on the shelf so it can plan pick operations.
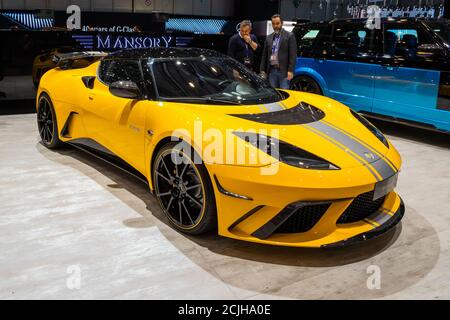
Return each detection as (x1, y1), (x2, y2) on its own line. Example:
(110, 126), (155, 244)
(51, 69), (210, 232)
(37, 58), (404, 248)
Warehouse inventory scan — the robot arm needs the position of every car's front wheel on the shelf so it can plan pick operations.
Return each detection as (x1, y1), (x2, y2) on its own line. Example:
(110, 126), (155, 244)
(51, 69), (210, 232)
(37, 93), (63, 149)
(152, 142), (217, 235)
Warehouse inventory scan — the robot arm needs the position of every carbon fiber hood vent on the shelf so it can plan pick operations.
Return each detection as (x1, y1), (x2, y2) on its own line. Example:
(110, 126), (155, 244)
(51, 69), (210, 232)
(229, 102), (325, 125)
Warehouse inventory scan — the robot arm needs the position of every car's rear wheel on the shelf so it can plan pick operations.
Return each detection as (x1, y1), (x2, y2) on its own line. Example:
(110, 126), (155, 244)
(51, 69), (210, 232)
(37, 93), (63, 149)
(290, 76), (322, 95)
(153, 142), (217, 235)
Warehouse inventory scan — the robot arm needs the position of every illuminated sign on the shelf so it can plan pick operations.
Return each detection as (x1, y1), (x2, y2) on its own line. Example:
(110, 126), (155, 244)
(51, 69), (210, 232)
(97, 34), (172, 49)
(72, 34), (174, 50)
(81, 25), (136, 32)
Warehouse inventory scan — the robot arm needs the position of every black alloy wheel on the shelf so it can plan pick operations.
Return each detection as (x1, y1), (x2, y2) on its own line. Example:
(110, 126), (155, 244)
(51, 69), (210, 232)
(37, 94), (62, 149)
(290, 76), (322, 95)
(153, 142), (216, 234)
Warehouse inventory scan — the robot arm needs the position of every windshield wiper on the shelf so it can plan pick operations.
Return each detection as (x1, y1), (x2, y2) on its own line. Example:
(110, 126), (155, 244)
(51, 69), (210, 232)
(162, 97), (241, 105)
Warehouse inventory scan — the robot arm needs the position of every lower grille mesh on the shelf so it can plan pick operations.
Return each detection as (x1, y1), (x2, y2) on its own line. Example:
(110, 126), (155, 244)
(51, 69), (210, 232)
(337, 190), (385, 224)
(274, 203), (331, 233)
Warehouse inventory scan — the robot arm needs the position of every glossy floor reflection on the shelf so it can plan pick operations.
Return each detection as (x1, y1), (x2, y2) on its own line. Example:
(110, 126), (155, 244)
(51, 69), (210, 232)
(0, 114), (449, 299)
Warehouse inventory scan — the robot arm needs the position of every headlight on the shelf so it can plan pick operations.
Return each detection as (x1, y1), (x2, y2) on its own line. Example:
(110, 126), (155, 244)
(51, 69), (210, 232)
(351, 110), (389, 148)
(233, 132), (340, 170)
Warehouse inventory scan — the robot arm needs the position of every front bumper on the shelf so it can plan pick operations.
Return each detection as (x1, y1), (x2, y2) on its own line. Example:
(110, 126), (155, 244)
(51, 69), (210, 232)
(207, 161), (404, 248)
(321, 198), (404, 248)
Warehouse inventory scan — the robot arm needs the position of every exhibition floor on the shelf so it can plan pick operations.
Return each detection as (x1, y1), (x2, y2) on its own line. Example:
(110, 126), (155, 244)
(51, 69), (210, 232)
(0, 113), (449, 299)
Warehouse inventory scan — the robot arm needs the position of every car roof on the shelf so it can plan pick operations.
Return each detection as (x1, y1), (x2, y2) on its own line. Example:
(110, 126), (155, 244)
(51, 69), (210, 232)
(108, 47), (225, 60)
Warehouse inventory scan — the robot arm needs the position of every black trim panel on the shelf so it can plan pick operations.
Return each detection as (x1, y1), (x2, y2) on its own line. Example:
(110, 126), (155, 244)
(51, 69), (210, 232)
(60, 111), (78, 138)
(252, 201), (331, 240)
(68, 138), (148, 185)
(228, 205), (265, 232)
(82, 76), (96, 89)
(213, 175), (253, 200)
(229, 102), (325, 125)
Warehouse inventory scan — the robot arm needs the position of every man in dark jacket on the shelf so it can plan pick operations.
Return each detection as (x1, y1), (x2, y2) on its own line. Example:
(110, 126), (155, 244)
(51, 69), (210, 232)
(227, 20), (259, 71)
(260, 14), (297, 89)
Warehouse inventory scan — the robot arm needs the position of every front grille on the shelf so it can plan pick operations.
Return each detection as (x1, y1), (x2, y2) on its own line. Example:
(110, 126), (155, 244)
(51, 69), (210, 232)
(274, 203), (331, 233)
(337, 191), (385, 224)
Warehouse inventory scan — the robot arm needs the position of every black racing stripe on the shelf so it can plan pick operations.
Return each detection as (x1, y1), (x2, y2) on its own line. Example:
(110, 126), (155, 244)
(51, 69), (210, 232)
(229, 102), (325, 125)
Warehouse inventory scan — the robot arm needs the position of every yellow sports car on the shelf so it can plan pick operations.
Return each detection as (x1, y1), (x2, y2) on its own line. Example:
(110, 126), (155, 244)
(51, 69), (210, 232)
(36, 48), (404, 248)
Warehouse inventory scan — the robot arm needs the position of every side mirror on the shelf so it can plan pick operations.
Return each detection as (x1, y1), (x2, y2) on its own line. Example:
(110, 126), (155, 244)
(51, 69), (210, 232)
(109, 81), (141, 99)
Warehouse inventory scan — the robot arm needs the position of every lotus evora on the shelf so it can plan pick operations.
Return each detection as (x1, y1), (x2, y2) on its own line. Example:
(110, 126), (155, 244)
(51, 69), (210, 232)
(36, 48), (404, 247)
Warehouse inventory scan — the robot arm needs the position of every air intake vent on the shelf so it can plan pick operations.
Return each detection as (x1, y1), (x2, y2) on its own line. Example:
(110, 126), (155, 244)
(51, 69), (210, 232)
(274, 203), (331, 233)
(337, 191), (385, 224)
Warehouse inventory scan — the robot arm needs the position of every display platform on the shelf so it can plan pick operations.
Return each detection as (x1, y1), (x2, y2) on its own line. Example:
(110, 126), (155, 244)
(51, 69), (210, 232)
(1, 0), (450, 307)
(0, 112), (449, 299)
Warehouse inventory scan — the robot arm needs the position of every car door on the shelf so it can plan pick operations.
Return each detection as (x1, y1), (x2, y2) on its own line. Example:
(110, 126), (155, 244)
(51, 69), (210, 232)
(84, 58), (149, 174)
(314, 22), (380, 112)
(372, 20), (449, 129)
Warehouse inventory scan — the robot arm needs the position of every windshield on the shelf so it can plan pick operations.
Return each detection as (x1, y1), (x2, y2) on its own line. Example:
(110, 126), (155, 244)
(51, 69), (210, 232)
(426, 21), (450, 45)
(148, 56), (282, 105)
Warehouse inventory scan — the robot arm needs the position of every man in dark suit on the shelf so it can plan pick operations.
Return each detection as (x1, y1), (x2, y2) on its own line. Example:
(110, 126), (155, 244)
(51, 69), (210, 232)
(260, 14), (297, 89)
(228, 20), (259, 71)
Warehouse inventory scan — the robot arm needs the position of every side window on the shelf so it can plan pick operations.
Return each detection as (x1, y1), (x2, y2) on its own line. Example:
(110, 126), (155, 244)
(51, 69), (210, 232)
(98, 59), (142, 85)
(295, 25), (332, 56)
(384, 23), (443, 59)
(296, 28), (320, 50)
(332, 23), (377, 58)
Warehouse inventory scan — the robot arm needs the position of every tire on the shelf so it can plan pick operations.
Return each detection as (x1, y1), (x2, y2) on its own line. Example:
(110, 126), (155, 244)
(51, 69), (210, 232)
(152, 141), (217, 235)
(290, 75), (322, 95)
(37, 93), (63, 149)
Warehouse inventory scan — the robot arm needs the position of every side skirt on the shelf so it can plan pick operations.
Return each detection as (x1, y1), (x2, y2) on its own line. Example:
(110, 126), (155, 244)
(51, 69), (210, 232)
(67, 138), (150, 187)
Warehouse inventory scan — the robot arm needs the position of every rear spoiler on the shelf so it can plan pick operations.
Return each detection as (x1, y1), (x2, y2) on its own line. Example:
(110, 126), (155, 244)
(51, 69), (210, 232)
(52, 51), (108, 69)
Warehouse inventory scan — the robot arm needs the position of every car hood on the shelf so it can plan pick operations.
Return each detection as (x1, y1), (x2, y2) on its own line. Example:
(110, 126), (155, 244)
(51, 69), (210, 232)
(183, 90), (394, 172)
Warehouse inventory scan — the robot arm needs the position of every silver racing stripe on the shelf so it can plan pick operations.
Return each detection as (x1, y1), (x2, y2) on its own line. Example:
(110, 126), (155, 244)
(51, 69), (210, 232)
(308, 121), (396, 180)
(370, 158), (397, 180)
(257, 105), (267, 112)
(308, 121), (382, 162)
(322, 119), (398, 171)
(263, 102), (285, 112)
(303, 124), (381, 181)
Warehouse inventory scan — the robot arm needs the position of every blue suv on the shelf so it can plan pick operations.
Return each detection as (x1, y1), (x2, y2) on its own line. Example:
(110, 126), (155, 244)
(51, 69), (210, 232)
(291, 18), (450, 133)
